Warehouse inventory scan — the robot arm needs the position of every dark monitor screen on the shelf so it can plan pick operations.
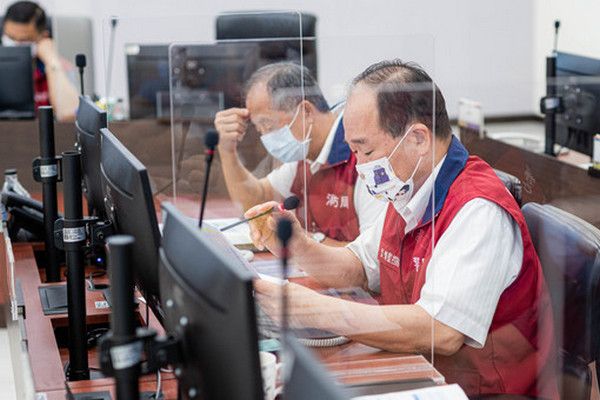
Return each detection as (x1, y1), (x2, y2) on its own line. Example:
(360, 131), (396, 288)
(284, 333), (348, 400)
(555, 51), (600, 156)
(126, 41), (292, 120)
(0, 46), (35, 119)
(75, 95), (107, 218)
(125, 44), (170, 119)
(158, 202), (263, 400)
(99, 127), (163, 324)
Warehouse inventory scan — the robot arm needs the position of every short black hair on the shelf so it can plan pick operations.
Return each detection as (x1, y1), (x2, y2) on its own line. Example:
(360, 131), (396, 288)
(5, 1), (46, 33)
(351, 59), (452, 140)
(243, 62), (329, 113)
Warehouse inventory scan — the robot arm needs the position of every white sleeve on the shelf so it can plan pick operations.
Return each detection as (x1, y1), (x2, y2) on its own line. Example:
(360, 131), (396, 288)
(415, 198), (523, 348)
(266, 161), (299, 198)
(353, 178), (389, 233)
(345, 214), (386, 293)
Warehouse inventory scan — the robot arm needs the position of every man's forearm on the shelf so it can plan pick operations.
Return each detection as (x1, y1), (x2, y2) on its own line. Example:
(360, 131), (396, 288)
(45, 60), (78, 120)
(291, 238), (367, 289)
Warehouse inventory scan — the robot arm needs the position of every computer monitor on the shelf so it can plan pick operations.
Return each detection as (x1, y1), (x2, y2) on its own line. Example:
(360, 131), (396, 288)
(284, 333), (348, 400)
(554, 51), (600, 156)
(99, 127), (163, 324)
(125, 44), (170, 119)
(158, 202), (263, 400)
(0, 46), (35, 119)
(75, 95), (107, 218)
(126, 41), (261, 120)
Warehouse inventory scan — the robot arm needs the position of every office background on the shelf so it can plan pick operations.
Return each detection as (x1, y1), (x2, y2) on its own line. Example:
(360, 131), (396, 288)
(1, 0), (597, 119)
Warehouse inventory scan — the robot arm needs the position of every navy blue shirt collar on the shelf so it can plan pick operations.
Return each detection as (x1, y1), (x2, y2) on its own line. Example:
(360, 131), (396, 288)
(326, 116), (351, 166)
(421, 136), (469, 224)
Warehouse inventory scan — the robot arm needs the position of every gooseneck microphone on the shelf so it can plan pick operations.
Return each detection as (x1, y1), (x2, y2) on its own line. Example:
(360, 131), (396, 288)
(277, 217), (293, 399)
(198, 130), (219, 228)
(553, 20), (561, 54)
(75, 54), (86, 96)
(220, 195), (300, 231)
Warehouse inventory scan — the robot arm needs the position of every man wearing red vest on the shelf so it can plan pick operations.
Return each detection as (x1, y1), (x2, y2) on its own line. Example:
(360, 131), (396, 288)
(215, 62), (386, 245)
(2, 1), (78, 120)
(251, 60), (559, 398)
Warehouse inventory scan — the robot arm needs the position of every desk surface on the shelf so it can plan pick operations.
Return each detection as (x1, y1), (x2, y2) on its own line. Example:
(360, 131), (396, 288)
(4, 235), (443, 399)
(461, 129), (600, 228)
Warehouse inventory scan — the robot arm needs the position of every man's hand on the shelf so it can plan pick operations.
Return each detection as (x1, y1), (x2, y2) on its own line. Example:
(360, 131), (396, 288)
(245, 201), (307, 254)
(35, 37), (57, 65)
(214, 108), (250, 153)
(254, 279), (333, 329)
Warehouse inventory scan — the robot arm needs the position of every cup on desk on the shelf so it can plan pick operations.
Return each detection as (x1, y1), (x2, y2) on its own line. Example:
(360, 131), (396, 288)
(260, 351), (281, 400)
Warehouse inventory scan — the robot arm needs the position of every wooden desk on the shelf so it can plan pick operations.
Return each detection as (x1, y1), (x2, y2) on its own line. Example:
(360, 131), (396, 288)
(461, 129), (600, 228)
(2, 230), (443, 399)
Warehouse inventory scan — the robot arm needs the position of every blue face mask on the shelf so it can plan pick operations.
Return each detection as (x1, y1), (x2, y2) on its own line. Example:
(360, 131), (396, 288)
(260, 105), (312, 163)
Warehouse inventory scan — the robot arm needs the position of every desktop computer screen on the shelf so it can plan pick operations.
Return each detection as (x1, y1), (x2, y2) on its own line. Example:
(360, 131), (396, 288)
(0, 46), (35, 119)
(99, 127), (163, 324)
(158, 202), (263, 400)
(555, 51), (600, 156)
(75, 95), (108, 218)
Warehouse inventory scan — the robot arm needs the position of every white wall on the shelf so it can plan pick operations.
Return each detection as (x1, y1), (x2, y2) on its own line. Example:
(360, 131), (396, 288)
(2, 0), (539, 118)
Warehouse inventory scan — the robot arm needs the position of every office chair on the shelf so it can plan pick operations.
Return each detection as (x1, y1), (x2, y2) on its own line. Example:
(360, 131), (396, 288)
(493, 168), (523, 206)
(215, 12), (318, 78)
(522, 203), (600, 400)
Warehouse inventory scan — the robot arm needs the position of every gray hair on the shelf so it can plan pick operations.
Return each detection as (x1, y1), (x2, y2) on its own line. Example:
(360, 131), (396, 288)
(243, 62), (329, 113)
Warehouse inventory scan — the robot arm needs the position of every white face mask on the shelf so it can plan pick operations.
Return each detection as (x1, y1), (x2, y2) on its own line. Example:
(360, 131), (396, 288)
(355, 124), (422, 211)
(260, 104), (312, 163)
(1, 34), (36, 57)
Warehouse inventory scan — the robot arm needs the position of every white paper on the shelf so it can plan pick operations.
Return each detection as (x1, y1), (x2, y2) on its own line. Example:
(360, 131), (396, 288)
(352, 384), (468, 400)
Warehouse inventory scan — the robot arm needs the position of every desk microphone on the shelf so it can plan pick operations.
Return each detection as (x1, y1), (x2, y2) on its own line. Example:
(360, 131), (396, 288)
(75, 54), (86, 96)
(220, 195), (300, 231)
(198, 130), (219, 228)
(277, 217), (293, 398)
(553, 20), (561, 54)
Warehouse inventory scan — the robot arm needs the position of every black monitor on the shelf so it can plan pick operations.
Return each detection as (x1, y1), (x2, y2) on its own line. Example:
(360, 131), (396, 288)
(554, 51), (600, 156)
(126, 41), (262, 120)
(125, 44), (170, 119)
(0, 46), (35, 119)
(284, 333), (348, 400)
(158, 202), (263, 400)
(99, 128), (163, 324)
(75, 95), (107, 218)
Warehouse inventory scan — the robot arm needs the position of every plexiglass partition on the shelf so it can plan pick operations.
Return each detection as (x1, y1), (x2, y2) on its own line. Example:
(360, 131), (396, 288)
(95, 10), (597, 399)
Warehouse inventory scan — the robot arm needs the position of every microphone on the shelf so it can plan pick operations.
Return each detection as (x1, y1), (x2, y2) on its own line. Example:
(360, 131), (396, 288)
(198, 130), (219, 228)
(220, 195), (300, 231)
(277, 216), (293, 396)
(75, 54), (86, 96)
(105, 17), (118, 107)
(553, 20), (561, 54)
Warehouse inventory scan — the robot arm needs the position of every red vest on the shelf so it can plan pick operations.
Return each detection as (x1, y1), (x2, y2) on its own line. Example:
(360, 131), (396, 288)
(289, 119), (360, 242)
(377, 140), (558, 398)
(34, 62), (50, 111)
(290, 153), (360, 242)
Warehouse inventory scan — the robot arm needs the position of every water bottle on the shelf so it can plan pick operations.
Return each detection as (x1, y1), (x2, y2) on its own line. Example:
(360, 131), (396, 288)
(2, 169), (31, 198)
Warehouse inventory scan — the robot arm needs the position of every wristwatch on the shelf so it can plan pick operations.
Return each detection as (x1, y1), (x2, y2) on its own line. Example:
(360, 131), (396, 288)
(311, 232), (326, 243)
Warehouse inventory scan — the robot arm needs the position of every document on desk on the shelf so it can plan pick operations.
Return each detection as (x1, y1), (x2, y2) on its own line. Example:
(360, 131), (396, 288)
(203, 217), (255, 249)
(352, 384), (467, 400)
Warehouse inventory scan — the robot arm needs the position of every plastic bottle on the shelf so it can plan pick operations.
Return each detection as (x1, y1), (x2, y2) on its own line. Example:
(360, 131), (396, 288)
(2, 169), (31, 198)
